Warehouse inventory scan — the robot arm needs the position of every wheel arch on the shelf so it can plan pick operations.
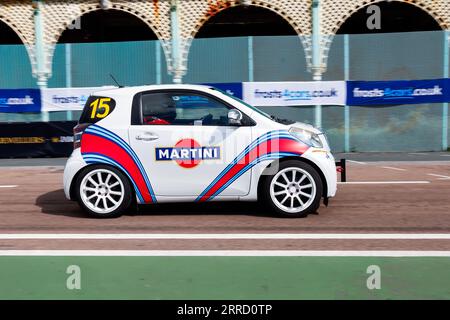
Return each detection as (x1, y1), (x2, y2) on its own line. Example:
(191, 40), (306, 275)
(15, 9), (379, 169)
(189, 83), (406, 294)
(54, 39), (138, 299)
(257, 156), (328, 200)
(70, 163), (136, 201)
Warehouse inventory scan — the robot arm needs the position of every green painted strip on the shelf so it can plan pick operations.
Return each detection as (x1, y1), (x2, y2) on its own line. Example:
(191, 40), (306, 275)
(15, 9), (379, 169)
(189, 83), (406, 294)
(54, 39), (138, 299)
(0, 257), (449, 300)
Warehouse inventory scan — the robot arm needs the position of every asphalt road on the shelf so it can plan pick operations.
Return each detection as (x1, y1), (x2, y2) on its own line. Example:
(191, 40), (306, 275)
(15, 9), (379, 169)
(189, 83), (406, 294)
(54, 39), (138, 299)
(0, 161), (449, 251)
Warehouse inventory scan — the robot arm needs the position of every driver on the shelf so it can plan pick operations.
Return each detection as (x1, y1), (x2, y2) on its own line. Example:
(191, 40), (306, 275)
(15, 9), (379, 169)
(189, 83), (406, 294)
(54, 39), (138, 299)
(143, 116), (171, 125)
(143, 96), (176, 125)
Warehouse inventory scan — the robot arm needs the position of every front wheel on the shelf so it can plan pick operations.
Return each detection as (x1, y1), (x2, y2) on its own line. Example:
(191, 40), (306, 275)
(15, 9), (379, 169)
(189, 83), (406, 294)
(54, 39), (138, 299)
(75, 165), (133, 218)
(260, 160), (323, 218)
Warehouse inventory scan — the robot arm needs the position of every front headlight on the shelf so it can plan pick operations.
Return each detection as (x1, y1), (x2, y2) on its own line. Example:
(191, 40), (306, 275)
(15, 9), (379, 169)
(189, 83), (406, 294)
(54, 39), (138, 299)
(289, 127), (323, 148)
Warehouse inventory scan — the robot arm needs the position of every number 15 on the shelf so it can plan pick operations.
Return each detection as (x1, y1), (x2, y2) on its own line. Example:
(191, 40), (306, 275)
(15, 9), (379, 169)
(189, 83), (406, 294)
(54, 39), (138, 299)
(90, 98), (111, 119)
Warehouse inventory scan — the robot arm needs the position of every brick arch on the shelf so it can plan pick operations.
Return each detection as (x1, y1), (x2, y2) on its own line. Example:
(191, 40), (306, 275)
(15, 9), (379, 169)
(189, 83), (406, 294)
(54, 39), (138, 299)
(43, 1), (172, 77)
(50, 4), (170, 62)
(51, 5), (167, 45)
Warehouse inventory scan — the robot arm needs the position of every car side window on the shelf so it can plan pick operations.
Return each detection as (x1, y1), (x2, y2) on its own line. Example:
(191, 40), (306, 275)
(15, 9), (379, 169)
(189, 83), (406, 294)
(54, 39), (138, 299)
(140, 91), (231, 126)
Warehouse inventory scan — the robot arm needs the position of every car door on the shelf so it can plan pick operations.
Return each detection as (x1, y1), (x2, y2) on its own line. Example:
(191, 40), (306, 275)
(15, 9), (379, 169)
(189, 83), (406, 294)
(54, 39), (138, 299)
(128, 89), (253, 199)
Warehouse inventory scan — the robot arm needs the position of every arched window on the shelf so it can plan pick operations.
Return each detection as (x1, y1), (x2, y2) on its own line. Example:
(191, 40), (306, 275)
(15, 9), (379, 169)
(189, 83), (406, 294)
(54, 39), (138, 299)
(336, 1), (441, 34)
(51, 9), (164, 88)
(326, 1), (445, 153)
(0, 20), (34, 88)
(187, 5), (307, 83)
(196, 5), (296, 38)
(326, 1), (444, 81)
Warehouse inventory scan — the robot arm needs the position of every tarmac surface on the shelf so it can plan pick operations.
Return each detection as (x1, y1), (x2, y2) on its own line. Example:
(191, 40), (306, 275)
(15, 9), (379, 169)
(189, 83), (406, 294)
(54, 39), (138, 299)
(0, 157), (449, 251)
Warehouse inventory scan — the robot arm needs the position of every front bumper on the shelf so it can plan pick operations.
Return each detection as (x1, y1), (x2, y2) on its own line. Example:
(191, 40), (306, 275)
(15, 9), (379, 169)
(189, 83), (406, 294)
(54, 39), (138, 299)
(302, 148), (337, 198)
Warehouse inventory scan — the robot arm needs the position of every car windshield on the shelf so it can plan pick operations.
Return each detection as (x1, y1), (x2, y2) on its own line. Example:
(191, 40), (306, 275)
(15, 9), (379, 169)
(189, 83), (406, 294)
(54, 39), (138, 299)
(211, 87), (296, 125)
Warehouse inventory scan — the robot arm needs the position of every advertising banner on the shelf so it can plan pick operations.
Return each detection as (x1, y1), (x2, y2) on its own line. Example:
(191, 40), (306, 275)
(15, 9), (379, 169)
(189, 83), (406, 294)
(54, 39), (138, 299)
(0, 121), (77, 158)
(242, 81), (346, 106)
(0, 89), (41, 113)
(203, 83), (243, 99)
(41, 87), (114, 112)
(346, 79), (450, 106)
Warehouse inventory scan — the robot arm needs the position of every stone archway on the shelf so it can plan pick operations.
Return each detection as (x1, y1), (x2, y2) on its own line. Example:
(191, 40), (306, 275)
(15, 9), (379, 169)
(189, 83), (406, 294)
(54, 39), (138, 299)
(42, 1), (172, 82)
(179, 0), (311, 80)
(321, 0), (448, 71)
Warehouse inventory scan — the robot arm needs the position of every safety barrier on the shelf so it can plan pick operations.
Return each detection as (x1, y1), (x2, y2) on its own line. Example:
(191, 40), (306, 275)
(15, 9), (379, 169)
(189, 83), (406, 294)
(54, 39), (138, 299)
(0, 121), (76, 158)
(1, 78), (449, 113)
(0, 78), (449, 154)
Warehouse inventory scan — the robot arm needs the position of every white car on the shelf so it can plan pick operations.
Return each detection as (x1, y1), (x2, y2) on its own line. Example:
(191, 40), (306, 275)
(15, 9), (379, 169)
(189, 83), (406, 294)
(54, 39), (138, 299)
(63, 84), (337, 218)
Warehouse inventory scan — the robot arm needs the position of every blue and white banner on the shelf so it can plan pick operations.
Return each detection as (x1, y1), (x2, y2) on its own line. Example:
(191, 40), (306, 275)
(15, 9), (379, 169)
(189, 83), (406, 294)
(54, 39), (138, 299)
(6, 79), (450, 114)
(0, 89), (41, 113)
(243, 81), (346, 106)
(347, 79), (450, 106)
(41, 86), (114, 112)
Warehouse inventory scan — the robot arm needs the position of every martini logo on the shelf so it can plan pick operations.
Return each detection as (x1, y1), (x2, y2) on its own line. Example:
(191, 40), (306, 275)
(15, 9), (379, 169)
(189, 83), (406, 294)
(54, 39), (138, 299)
(156, 139), (220, 168)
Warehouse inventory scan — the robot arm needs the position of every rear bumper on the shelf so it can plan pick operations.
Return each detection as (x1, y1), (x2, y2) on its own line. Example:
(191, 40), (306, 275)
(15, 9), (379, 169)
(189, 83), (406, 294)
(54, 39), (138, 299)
(63, 148), (87, 200)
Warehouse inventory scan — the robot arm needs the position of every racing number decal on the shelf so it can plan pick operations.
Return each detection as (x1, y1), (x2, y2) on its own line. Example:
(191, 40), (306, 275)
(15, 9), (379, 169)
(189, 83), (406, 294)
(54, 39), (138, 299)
(89, 98), (112, 119)
(80, 96), (116, 124)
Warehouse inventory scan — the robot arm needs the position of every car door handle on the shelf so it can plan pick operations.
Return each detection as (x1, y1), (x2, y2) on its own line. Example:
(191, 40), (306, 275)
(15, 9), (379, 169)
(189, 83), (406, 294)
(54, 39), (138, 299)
(135, 133), (159, 141)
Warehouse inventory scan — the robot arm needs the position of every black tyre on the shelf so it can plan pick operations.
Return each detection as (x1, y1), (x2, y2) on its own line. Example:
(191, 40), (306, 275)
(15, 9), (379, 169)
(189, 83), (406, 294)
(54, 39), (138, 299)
(75, 165), (133, 218)
(260, 160), (323, 218)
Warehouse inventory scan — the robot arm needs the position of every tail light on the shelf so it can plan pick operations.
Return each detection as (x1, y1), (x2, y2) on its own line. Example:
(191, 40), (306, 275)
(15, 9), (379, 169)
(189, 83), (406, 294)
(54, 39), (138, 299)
(73, 123), (91, 149)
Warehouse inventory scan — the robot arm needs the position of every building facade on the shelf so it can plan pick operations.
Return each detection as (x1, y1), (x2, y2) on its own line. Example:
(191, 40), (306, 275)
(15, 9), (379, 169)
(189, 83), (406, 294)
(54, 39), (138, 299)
(0, 0), (449, 85)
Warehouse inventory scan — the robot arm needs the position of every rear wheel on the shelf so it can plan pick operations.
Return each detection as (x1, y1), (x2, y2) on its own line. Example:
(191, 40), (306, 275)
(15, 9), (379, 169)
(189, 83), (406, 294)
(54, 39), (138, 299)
(261, 160), (323, 218)
(75, 165), (133, 218)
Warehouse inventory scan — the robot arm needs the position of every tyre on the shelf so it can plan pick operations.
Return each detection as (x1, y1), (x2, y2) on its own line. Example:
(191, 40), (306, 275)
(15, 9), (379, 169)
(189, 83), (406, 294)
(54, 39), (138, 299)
(75, 165), (133, 218)
(260, 160), (323, 218)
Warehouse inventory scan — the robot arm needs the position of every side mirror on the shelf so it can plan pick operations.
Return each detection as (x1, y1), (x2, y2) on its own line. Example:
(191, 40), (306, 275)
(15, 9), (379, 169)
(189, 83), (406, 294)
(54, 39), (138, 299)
(228, 109), (243, 125)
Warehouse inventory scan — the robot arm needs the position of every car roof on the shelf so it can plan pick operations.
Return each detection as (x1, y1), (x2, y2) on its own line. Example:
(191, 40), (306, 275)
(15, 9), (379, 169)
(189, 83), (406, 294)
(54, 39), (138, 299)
(93, 84), (215, 97)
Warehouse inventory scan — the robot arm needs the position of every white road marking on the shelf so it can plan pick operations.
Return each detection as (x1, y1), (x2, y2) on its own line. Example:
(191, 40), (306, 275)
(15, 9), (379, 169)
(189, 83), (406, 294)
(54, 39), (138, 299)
(347, 160), (367, 165)
(427, 173), (450, 180)
(338, 181), (430, 185)
(380, 166), (406, 171)
(0, 233), (449, 240)
(439, 154), (450, 157)
(408, 153), (428, 155)
(0, 185), (17, 188)
(0, 250), (448, 257)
